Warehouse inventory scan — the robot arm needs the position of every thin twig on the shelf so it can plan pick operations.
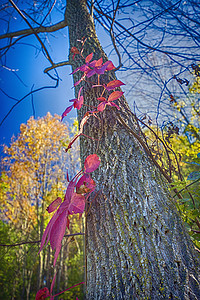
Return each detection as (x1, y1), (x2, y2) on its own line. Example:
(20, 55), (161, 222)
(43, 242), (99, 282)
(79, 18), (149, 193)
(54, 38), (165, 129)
(44, 61), (71, 73)
(8, 0), (54, 66)
(173, 177), (200, 197)
(0, 81), (59, 127)
(0, 232), (85, 247)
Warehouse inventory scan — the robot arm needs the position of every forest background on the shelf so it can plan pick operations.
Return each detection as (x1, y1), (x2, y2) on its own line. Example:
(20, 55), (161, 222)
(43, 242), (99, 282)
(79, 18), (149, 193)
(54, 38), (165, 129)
(0, 0), (200, 299)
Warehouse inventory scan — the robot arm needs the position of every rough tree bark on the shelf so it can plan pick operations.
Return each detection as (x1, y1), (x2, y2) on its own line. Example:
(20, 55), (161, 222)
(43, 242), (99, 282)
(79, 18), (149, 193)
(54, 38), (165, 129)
(66, 0), (200, 299)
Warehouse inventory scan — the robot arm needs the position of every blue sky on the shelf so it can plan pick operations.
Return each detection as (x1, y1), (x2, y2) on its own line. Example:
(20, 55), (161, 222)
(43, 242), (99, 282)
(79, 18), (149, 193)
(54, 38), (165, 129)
(0, 26), (77, 148)
(0, 19), (120, 151)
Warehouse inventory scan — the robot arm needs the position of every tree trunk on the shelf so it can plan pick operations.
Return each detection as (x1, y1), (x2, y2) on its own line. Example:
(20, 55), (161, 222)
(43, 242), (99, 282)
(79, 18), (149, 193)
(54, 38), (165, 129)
(66, 1), (200, 299)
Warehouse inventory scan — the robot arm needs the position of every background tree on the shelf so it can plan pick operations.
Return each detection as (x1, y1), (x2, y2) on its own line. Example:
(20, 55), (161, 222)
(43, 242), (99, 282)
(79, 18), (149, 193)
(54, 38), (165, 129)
(0, 0), (200, 299)
(0, 113), (84, 299)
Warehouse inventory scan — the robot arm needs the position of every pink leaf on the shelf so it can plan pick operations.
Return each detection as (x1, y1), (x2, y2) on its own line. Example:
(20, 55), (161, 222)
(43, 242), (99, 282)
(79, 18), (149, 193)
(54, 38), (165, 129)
(79, 64), (90, 72)
(103, 60), (115, 71)
(108, 91), (124, 102)
(86, 69), (96, 78)
(85, 52), (93, 63)
(95, 57), (103, 67)
(74, 95), (84, 109)
(71, 47), (79, 55)
(47, 197), (62, 213)
(64, 180), (77, 204)
(35, 287), (50, 300)
(106, 80), (125, 91)
(96, 64), (107, 75)
(38, 201), (68, 257)
(76, 174), (89, 192)
(38, 211), (59, 252)
(61, 105), (73, 121)
(97, 101), (107, 112)
(50, 209), (68, 266)
(89, 60), (97, 67)
(68, 193), (85, 214)
(76, 174), (96, 194)
(97, 97), (106, 102)
(84, 154), (101, 172)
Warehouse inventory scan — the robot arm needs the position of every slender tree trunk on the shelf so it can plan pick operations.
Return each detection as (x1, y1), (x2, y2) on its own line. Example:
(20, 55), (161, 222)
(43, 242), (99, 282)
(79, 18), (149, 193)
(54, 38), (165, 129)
(26, 269), (33, 300)
(66, 1), (200, 299)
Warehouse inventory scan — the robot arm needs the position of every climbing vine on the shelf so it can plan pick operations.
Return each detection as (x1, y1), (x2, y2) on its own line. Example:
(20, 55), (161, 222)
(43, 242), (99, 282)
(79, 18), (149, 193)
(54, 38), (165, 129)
(36, 39), (126, 299)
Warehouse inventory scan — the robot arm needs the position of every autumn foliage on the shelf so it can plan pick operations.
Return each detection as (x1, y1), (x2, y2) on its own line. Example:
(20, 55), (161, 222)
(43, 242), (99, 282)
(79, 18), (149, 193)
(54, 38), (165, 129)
(36, 41), (125, 298)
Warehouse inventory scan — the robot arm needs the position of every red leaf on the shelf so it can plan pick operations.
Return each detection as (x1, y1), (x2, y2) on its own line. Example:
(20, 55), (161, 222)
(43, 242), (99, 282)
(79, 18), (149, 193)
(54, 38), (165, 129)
(74, 95), (84, 109)
(97, 97), (106, 102)
(35, 287), (50, 300)
(89, 60), (97, 68)
(61, 105), (73, 120)
(79, 64), (90, 72)
(76, 174), (96, 194)
(95, 57), (103, 67)
(71, 47), (79, 54)
(103, 60), (115, 71)
(85, 52), (93, 63)
(50, 209), (68, 266)
(108, 91), (124, 102)
(84, 154), (101, 172)
(85, 69), (96, 78)
(96, 64), (107, 75)
(46, 197), (62, 213)
(68, 193), (85, 214)
(64, 180), (77, 204)
(97, 102), (107, 111)
(106, 80), (125, 91)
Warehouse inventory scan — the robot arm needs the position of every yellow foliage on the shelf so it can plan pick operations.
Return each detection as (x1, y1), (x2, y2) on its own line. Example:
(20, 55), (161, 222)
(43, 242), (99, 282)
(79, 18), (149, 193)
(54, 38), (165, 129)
(0, 113), (80, 234)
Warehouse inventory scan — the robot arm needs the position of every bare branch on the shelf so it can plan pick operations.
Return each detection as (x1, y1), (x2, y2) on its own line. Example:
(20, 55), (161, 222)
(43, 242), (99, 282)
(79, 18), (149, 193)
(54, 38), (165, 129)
(0, 232), (85, 247)
(8, 0), (54, 66)
(0, 19), (68, 40)
(0, 79), (59, 127)
(44, 60), (71, 73)
(94, 1), (200, 61)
